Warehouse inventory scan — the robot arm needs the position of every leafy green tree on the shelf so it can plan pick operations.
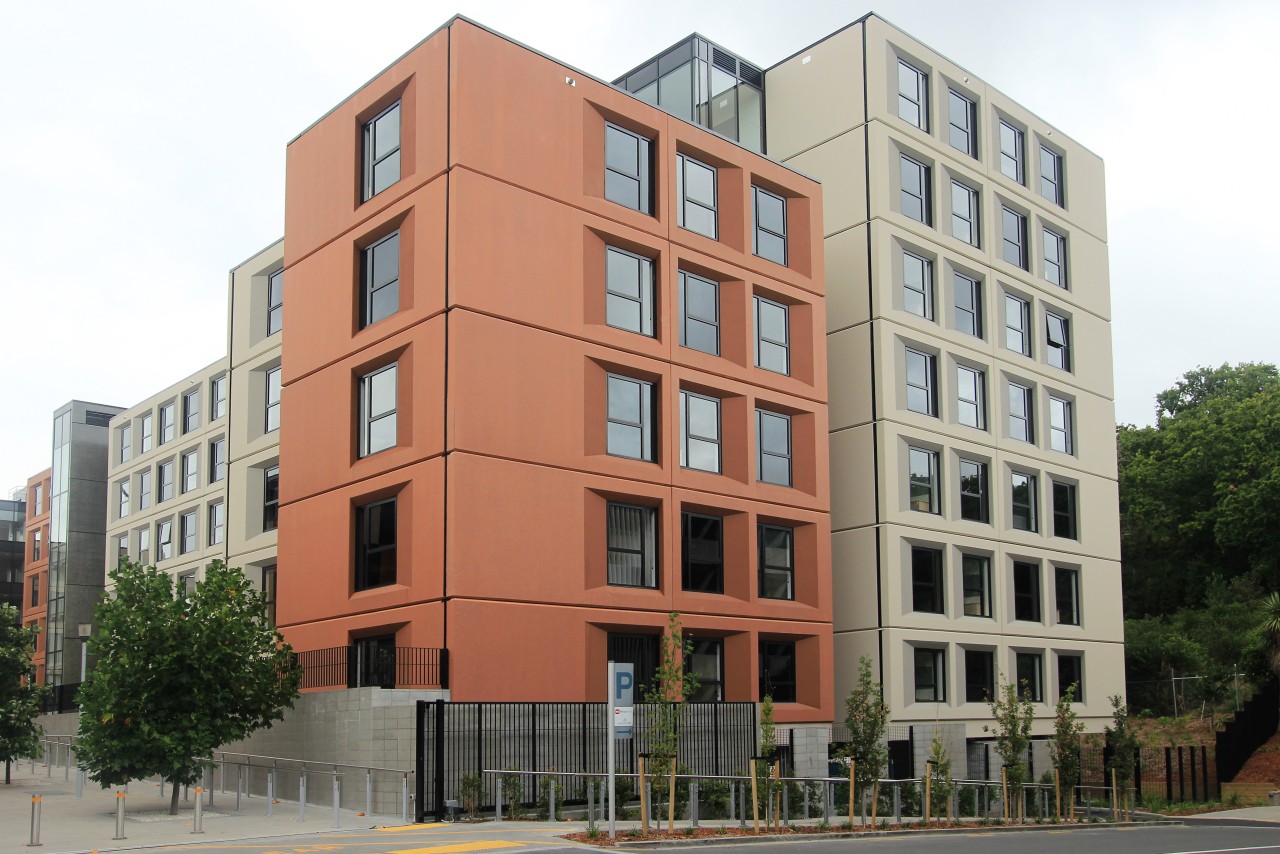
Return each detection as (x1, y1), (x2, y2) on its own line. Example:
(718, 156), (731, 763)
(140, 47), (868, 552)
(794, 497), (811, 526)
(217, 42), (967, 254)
(842, 656), (889, 813)
(1050, 684), (1084, 814)
(640, 612), (698, 825)
(1262, 592), (1280, 680)
(926, 729), (952, 822)
(1104, 695), (1141, 814)
(0, 604), (47, 784)
(76, 560), (301, 814)
(755, 695), (777, 825)
(985, 679), (1035, 821)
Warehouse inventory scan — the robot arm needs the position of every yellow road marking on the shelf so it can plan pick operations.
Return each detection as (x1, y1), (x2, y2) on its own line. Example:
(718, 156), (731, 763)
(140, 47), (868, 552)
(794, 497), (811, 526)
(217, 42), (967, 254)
(389, 843), (525, 854)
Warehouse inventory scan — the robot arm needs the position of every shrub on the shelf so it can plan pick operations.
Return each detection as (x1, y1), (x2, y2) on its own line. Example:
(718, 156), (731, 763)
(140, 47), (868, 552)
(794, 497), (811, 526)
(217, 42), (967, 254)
(458, 773), (484, 821)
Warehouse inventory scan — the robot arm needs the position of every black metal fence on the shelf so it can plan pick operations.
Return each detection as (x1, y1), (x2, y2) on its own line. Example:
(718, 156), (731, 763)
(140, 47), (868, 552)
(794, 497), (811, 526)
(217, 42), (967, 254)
(1078, 740), (1218, 804)
(1217, 678), (1278, 783)
(415, 700), (757, 822)
(39, 682), (81, 714)
(295, 646), (448, 690)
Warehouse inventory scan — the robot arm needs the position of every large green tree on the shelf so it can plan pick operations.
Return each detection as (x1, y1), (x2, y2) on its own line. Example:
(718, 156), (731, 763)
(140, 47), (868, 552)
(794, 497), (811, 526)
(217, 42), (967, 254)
(76, 560), (301, 813)
(0, 604), (46, 784)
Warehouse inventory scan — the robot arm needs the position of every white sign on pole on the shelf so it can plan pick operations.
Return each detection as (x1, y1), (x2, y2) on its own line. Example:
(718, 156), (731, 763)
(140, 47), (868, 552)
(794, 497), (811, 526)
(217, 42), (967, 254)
(607, 661), (634, 840)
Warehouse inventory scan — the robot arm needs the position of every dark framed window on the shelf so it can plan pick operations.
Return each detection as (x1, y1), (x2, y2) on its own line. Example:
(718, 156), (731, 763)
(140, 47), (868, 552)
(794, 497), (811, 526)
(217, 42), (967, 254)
(948, 89), (977, 157)
(759, 640), (797, 703)
(1052, 481), (1078, 540)
(263, 465), (280, 532)
(1043, 229), (1067, 288)
(159, 402), (175, 444)
(114, 533), (126, 563)
(141, 412), (153, 453)
(606, 374), (655, 462)
(959, 459), (989, 523)
(609, 632), (658, 696)
(676, 153), (717, 239)
(965, 649), (994, 703)
(607, 502), (657, 588)
(212, 374), (228, 420)
(262, 564), (277, 626)
(914, 646), (945, 702)
(1049, 396), (1073, 454)
(118, 480), (130, 518)
(957, 365), (985, 430)
(680, 390), (721, 474)
(954, 274), (982, 338)
(1046, 312), (1071, 372)
(208, 500), (225, 546)
(179, 510), (197, 555)
(900, 154), (931, 225)
(362, 101), (401, 201)
(754, 295), (790, 375)
(32, 531), (43, 563)
(138, 526), (151, 565)
(999, 120), (1024, 184)
(1040, 145), (1064, 206)
(951, 180), (979, 246)
(360, 231), (400, 329)
(905, 348), (937, 416)
(157, 460), (173, 503)
(606, 246), (655, 336)
(1016, 652), (1044, 702)
(1013, 561), (1041, 621)
(759, 523), (794, 600)
(1009, 382), (1034, 443)
(267, 268), (284, 335)
(29, 574), (39, 608)
(756, 409), (792, 487)
(903, 251), (933, 319)
(911, 546), (943, 614)
(265, 366), (281, 433)
(138, 469), (152, 510)
(682, 512), (723, 593)
(183, 389), (200, 434)
(962, 555), (991, 617)
(908, 447), (939, 514)
(752, 186), (787, 265)
(1058, 654), (1083, 702)
(679, 271), (720, 356)
(359, 363), (398, 457)
(1001, 206), (1028, 270)
(1055, 567), (1081, 626)
(604, 122), (653, 215)
(119, 424), (132, 464)
(181, 450), (198, 494)
(352, 635), (395, 688)
(897, 59), (928, 130)
(355, 497), (397, 590)
(686, 637), (724, 702)
(1011, 472), (1038, 532)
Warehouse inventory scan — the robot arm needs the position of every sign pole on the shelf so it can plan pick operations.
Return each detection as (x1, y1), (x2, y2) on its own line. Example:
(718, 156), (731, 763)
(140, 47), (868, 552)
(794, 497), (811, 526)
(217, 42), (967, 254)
(608, 660), (634, 841)
(608, 661), (616, 841)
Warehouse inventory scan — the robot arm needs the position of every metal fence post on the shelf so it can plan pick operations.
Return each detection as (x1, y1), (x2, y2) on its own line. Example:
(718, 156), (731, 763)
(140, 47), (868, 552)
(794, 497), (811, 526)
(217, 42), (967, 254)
(782, 780), (789, 826)
(893, 782), (901, 824)
(63, 745), (70, 782)
(297, 772), (307, 822)
(549, 778), (556, 822)
(366, 769), (373, 818)
(690, 780), (699, 828)
(823, 781), (831, 823)
(587, 779), (595, 831)
(76, 768), (84, 799)
(402, 772), (409, 824)
(496, 774), (504, 823)
(193, 788), (204, 834)
(729, 779), (736, 821)
(267, 768), (274, 817)
(333, 773), (342, 828)
(740, 782), (748, 827)
(113, 790), (127, 840)
(235, 766), (243, 813)
(28, 796), (41, 847)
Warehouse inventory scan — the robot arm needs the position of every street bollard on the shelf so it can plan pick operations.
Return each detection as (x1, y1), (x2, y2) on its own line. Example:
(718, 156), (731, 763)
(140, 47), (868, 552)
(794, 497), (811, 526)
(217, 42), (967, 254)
(894, 783), (901, 823)
(496, 777), (504, 823)
(298, 773), (307, 822)
(549, 778), (556, 822)
(113, 790), (127, 840)
(587, 779), (595, 831)
(219, 759), (225, 794)
(267, 768), (275, 817)
(332, 773), (342, 828)
(207, 767), (214, 808)
(63, 746), (70, 782)
(401, 773), (409, 824)
(740, 782), (748, 828)
(690, 780), (699, 828)
(823, 781), (831, 823)
(160, 778), (166, 798)
(76, 768), (84, 799)
(193, 788), (204, 834)
(366, 770), (373, 818)
(28, 796), (41, 847)
(783, 782), (789, 826)
(235, 766), (243, 813)
(729, 779), (736, 822)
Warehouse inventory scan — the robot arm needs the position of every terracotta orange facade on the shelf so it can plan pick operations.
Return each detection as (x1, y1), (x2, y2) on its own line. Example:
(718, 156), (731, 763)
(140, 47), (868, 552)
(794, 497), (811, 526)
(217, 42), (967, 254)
(24, 469), (51, 684)
(279, 20), (832, 723)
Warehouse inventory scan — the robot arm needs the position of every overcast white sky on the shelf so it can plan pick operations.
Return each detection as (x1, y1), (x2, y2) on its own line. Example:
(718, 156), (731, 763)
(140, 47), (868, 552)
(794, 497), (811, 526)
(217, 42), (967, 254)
(1, 0), (1277, 495)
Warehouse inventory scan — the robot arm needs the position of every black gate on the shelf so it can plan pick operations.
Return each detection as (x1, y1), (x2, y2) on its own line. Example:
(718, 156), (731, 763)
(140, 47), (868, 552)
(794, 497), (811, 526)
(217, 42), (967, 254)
(415, 700), (757, 822)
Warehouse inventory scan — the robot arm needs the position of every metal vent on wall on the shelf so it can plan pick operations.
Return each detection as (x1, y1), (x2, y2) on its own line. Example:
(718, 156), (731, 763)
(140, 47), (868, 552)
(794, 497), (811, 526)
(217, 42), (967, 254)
(740, 63), (763, 87)
(711, 47), (737, 74)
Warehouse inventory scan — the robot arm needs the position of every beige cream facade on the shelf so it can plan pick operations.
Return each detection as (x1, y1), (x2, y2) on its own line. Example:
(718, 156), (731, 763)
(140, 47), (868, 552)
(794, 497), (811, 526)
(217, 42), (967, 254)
(767, 15), (1123, 736)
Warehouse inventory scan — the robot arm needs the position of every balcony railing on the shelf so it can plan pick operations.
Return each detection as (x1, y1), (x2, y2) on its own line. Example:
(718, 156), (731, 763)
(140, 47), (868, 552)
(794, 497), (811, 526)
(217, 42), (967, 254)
(295, 646), (448, 691)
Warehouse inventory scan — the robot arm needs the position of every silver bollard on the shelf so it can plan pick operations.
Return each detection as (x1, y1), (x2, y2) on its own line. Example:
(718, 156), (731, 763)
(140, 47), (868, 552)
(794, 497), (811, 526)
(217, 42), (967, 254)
(28, 796), (42, 847)
(823, 781), (831, 823)
(549, 778), (556, 822)
(741, 782), (748, 828)
(496, 776), (504, 823)
(113, 790), (127, 840)
(332, 773), (341, 828)
(298, 773), (307, 822)
(76, 769), (84, 799)
(587, 779), (595, 831)
(729, 780), (736, 821)
(160, 778), (166, 798)
(401, 774), (409, 824)
(267, 769), (275, 817)
(193, 787), (204, 834)
(690, 781), (699, 828)
(894, 782), (901, 823)
(366, 770), (373, 818)
(235, 766), (243, 813)
(63, 746), (70, 782)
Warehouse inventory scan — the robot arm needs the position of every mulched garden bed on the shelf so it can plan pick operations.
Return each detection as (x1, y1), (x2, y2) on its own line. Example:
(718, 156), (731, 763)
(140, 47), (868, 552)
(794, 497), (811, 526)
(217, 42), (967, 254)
(561, 819), (1096, 846)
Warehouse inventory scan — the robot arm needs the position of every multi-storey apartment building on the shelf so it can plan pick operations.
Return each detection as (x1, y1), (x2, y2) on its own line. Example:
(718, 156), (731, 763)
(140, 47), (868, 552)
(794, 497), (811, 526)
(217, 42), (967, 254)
(23, 470), (50, 682)
(106, 361), (231, 592)
(277, 17), (834, 726)
(1, 494), (25, 614)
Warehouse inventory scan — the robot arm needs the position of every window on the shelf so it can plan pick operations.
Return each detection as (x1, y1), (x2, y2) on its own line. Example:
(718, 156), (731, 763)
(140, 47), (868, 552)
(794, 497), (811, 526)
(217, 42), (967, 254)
(262, 565), (277, 626)
(138, 526), (151, 565)
(355, 497), (397, 590)
(756, 409), (792, 487)
(965, 649), (995, 703)
(679, 271), (720, 356)
(605, 246), (655, 336)
(119, 424), (132, 464)
(32, 529), (43, 562)
(902, 251), (933, 319)
(956, 366), (986, 430)
(759, 640), (797, 703)
(180, 510), (197, 554)
(905, 348), (937, 416)
(157, 460), (173, 503)
(752, 186), (787, 265)
(1043, 229), (1067, 288)
(911, 546), (943, 613)
(999, 120), (1024, 183)
(208, 501), (225, 546)
(908, 447), (939, 514)
(754, 296), (790, 375)
(212, 374), (228, 420)
(183, 389), (199, 434)
(1056, 567), (1081, 626)
(359, 363), (398, 457)
(1016, 652), (1044, 702)
(360, 231), (400, 328)
(1009, 382), (1034, 443)
(261, 366), (282, 433)
(948, 89), (977, 157)
(759, 524), (794, 600)
(1058, 654), (1083, 702)
(115, 533), (127, 563)
(681, 512), (723, 593)
(118, 480), (130, 518)
(609, 633), (659, 695)
(607, 502), (657, 588)
(1013, 562), (1041, 621)
(263, 466), (280, 532)
(34, 483), (43, 515)
(210, 438), (227, 483)
(1001, 206), (1027, 269)
(140, 413), (153, 453)
(138, 469), (152, 510)
(954, 274), (982, 338)
(1040, 145), (1063, 205)
(959, 459), (989, 523)
(897, 59), (928, 130)
(900, 155), (930, 225)
(604, 122), (652, 215)
(1046, 312), (1071, 372)
(962, 555), (991, 617)
(676, 153), (717, 239)
(30, 574), (38, 608)
(914, 646), (945, 702)
(181, 450), (198, 494)
(159, 402), (175, 445)
(951, 180), (979, 246)
(1011, 472), (1038, 532)
(679, 391), (721, 474)
(1052, 481), (1078, 540)
(267, 268), (284, 335)
(606, 374), (655, 462)
(362, 100), (400, 200)
(1049, 397), (1073, 454)
(157, 519), (173, 561)
(1004, 295), (1030, 356)
(686, 638), (724, 702)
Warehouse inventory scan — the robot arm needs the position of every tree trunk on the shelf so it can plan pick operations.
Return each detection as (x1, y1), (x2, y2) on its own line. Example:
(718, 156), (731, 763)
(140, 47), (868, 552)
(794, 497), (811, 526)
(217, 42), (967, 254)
(170, 779), (181, 815)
